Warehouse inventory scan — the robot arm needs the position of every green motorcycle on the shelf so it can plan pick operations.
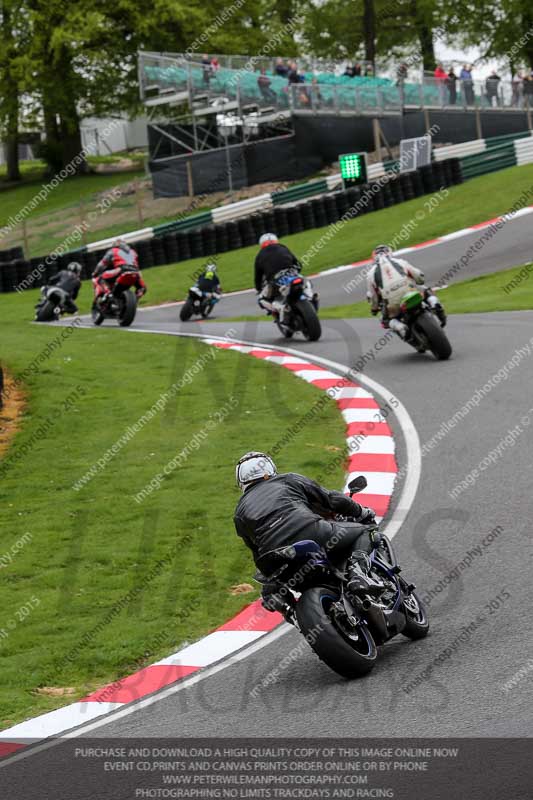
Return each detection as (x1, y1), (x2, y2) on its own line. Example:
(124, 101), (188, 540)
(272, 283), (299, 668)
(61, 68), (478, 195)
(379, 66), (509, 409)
(397, 290), (451, 360)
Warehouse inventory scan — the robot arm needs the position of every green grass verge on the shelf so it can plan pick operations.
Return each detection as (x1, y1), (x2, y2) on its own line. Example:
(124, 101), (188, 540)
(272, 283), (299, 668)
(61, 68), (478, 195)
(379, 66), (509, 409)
(0, 291), (346, 728)
(0, 170), (144, 231)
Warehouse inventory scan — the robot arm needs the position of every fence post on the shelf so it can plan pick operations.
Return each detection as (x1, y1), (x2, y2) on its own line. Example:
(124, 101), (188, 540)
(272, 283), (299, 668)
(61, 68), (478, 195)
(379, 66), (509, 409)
(78, 200), (88, 246)
(134, 179), (144, 225)
(475, 108), (483, 140)
(21, 218), (30, 259)
(373, 118), (381, 160)
(186, 160), (194, 199)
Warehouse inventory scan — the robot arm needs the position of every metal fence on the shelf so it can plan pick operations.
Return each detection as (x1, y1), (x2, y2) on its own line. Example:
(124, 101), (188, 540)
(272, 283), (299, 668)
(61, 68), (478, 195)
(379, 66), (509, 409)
(139, 52), (533, 117)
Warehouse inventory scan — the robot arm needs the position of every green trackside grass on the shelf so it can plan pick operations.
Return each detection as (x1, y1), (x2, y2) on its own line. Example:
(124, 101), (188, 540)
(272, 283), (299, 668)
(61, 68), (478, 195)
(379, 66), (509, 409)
(74, 161), (533, 309)
(0, 290), (347, 728)
(0, 170), (145, 231)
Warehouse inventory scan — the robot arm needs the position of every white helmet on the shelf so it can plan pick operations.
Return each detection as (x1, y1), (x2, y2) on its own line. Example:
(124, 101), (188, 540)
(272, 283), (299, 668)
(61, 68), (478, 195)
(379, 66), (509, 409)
(259, 233), (278, 248)
(236, 451), (277, 491)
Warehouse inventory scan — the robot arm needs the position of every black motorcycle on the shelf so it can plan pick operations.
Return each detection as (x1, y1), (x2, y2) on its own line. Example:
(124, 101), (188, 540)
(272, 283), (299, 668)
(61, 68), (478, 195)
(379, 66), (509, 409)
(180, 286), (220, 321)
(396, 289), (451, 360)
(271, 269), (321, 342)
(35, 286), (73, 322)
(254, 476), (429, 678)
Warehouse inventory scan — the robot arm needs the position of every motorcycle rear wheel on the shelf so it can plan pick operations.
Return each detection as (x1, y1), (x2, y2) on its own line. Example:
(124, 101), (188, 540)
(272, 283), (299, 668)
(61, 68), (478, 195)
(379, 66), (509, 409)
(119, 291), (137, 327)
(294, 300), (321, 342)
(414, 312), (451, 360)
(35, 300), (56, 322)
(296, 586), (377, 678)
(180, 299), (194, 321)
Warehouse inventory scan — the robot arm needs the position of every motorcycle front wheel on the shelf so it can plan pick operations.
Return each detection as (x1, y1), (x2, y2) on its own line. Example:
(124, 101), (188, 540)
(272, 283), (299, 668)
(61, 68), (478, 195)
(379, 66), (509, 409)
(91, 301), (104, 326)
(296, 586), (377, 678)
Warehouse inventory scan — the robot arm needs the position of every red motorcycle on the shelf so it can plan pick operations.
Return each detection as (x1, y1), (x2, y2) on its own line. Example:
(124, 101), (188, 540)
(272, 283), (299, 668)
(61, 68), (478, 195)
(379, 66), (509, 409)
(91, 271), (140, 327)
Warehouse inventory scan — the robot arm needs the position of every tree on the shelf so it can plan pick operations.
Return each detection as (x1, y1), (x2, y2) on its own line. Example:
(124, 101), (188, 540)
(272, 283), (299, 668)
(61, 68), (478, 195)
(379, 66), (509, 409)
(0, 0), (24, 181)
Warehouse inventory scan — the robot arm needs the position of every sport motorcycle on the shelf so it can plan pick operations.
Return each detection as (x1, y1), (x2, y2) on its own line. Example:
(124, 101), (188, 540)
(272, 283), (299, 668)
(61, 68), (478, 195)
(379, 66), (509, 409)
(254, 476), (429, 678)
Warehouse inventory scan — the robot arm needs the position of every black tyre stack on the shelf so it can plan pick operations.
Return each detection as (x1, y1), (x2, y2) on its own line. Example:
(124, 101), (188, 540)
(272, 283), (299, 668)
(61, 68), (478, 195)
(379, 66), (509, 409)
(287, 205), (304, 234)
(215, 223), (229, 253)
(300, 201), (316, 231)
(203, 225), (217, 256)
(324, 195), (340, 224)
(177, 231), (192, 260)
(311, 197), (328, 228)
(151, 236), (166, 266)
(238, 216), (256, 247)
(136, 240), (154, 268)
(419, 164), (436, 194)
(190, 228), (205, 258)
(368, 183), (384, 211)
(227, 221), (242, 250)
(448, 157), (464, 184)
(399, 172), (415, 201)
(273, 206), (290, 237)
(162, 232), (179, 264)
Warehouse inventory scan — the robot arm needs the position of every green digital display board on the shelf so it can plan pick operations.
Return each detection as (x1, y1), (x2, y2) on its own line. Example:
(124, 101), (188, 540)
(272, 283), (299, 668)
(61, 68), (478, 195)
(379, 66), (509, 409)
(339, 152), (368, 187)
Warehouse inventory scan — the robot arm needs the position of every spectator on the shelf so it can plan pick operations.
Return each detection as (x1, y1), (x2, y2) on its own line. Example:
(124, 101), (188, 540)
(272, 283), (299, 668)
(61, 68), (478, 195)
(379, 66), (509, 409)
(365, 64), (374, 77)
(485, 70), (501, 106)
(512, 71), (524, 107)
(344, 63), (356, 78)
(523, 71), (533, 108)
(287, 61), (300, 84)
(275, 58), (289, 78)
(257, 68), (277, 103)
(210, 56), (220, 72)
(201, 54), (212, 86)
(310, 77), (324, 108)
(447, 67), (458, 104)
(434, 63), (448, 103)
(354, 62), (362, 76)
(460, 63), (475, 105)
(396, 62), (408, 105)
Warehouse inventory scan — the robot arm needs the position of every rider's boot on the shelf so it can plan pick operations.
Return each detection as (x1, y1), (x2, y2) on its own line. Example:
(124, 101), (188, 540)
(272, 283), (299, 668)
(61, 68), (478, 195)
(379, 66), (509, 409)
(388, 318), (409, 340)
(346, 551), (384, 597)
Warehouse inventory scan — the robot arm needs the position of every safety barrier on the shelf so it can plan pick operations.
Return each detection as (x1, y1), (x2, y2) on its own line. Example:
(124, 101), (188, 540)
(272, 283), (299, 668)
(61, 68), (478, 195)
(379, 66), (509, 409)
(0, 159), (463, 293)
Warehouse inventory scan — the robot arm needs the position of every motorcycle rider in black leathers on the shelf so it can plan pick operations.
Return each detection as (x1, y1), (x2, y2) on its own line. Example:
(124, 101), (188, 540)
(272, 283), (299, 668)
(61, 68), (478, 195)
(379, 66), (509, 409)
(254, 233), (301, 314)
(234, 452), (382, 615)
(46, 261), (82, 314)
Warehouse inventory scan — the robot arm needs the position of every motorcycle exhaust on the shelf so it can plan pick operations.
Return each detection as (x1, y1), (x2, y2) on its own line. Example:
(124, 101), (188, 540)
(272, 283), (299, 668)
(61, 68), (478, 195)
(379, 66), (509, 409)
(362, 598), (389, 642)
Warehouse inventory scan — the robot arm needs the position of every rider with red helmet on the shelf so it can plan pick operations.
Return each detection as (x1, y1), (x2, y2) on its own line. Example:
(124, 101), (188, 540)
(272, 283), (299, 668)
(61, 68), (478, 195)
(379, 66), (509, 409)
(92, 239), (147, 300)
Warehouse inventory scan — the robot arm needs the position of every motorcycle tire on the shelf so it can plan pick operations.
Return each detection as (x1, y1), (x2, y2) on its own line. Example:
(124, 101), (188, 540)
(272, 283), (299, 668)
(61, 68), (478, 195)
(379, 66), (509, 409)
(401, 592), (430, 640)
(35, 300), (56, 323)
(294, 299), (321, 342)
(296, 586), (377, 678)
(414, 312), (451, 360)
(91, 301), (104, 326)
(180, 299), (194, 322)
(119, 291), (137, 327)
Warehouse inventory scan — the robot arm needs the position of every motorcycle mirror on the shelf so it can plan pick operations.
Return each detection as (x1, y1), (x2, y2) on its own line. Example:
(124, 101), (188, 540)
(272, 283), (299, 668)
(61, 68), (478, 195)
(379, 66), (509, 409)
(348, 476), (367, 494)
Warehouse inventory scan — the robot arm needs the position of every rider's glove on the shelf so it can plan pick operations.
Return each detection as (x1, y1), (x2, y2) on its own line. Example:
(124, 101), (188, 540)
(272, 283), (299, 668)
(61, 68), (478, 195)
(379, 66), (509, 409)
(358, 506), (376, 525)
(371, 308), (379, 316)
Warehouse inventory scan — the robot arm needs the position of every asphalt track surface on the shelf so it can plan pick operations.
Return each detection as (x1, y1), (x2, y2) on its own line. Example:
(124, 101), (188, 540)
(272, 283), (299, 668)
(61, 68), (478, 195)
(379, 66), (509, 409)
(80, 310), (532, 739)
(136, 211), (532, 317)
(4, 220), (533, 795)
